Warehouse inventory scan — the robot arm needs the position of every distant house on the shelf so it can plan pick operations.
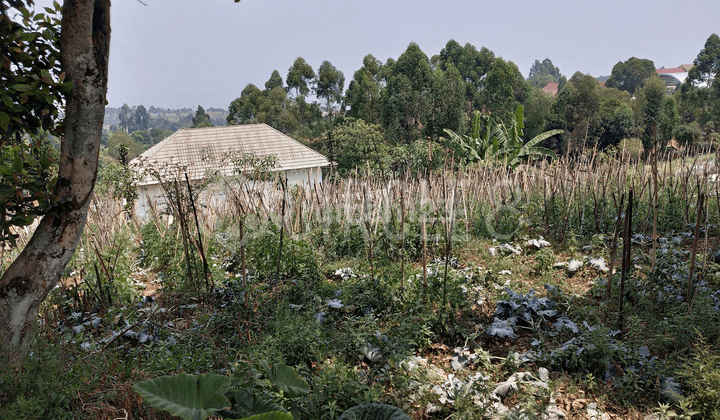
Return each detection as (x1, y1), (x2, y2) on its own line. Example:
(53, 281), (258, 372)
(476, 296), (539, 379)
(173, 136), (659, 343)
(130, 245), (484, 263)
(542, 82), (559, 96)
(656, 67), (690, 93)
(130, 123), (331, 217)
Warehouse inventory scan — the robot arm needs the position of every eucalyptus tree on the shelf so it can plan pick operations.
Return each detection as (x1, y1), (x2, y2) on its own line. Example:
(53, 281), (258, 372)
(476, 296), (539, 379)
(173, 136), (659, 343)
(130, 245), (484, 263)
(635, 76), (676, 150)
(425, 63), (466, 139)
(687, 33), (720, 87)
(191, 105), (213, 128)
(286, 57), (315, 98)
(134, 104), (149, 131)
(480, 58), (530, 125)
(265, 70), (284, 91)
(523, 86), (557, 142)
(315, 60), (345, 124)
(346, 54), (383, 124)
(435, 40), (495, 115)
(227, 82), (298, 134)
(683, 33), (720, 128)
(381, 43), (433, 144)
(554, 72), (601, 153)
(527, 58), (566, 88)
(118, 103), (132, 132)
(227, 84), (263, 125)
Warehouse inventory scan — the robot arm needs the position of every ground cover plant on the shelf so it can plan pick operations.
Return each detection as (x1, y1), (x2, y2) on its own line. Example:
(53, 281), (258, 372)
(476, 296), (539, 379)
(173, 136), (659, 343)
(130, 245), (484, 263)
(2, 146), (720, 419)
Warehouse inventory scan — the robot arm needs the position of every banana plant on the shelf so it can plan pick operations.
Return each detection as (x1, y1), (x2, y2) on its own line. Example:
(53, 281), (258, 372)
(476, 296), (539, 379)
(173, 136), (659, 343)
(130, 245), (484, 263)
(443, 109), (497, 164)
(133, 364), (410, 420)
(444, 105), (562, 170)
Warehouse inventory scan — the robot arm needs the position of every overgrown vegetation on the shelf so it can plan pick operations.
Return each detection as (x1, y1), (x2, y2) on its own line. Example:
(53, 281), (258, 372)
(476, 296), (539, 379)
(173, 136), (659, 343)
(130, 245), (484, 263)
(3, 147), (720, 419)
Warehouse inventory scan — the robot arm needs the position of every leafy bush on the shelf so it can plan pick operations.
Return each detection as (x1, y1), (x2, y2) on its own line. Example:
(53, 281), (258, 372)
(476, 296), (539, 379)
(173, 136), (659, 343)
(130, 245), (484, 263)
(617, 137), (643, 160)
(0, 334), (83, 420)
(245, 223), (322, 285)
(677, 342), (720, 419)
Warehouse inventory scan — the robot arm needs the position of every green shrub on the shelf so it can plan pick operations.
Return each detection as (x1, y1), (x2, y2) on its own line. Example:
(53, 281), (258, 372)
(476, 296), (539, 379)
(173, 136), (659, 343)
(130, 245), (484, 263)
(245, 223), (322, 285)
(677, 341), (720, 419)
(617, 137), (643, 160)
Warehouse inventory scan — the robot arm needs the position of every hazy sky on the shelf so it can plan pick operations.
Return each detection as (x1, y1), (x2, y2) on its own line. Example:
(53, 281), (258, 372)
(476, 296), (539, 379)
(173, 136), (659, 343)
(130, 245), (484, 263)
(35, 0), (720, 109)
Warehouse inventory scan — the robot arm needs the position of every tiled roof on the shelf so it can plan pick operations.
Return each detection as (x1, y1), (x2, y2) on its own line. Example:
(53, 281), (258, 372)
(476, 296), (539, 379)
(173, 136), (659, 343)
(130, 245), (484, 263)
(679, 64), (694, 72)
(131, 124), (330, 184)
(657, 67), (686, 74)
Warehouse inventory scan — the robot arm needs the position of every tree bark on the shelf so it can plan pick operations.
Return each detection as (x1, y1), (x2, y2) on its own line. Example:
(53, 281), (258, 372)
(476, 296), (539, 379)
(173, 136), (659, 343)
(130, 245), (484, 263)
(0, 0), (110, 360)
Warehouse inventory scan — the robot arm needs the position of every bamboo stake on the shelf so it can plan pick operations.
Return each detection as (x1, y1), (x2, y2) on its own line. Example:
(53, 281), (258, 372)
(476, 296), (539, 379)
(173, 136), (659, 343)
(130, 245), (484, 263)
(606, 192), (625, 300)
(275, 174), (287, 289)
(185, 173), (212, 292)
(685, 192), (705, 305)
(618, 188), (633, 334)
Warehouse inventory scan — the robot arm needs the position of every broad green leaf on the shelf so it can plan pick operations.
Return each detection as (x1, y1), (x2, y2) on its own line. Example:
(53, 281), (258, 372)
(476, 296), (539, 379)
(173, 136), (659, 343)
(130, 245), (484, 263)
(521, 147), (557, 159)
(23, 152), (38, 167)
(260, 361), (310, 398)
(133, 373), (231, 420)
(0, 112), (9, 131)
(235, 412), (293, 420)
(11, 84), (32, 92)
(13, 156), (23, 173)
(338, 403), (411, 420)
(522, 129), (563, 151)
(230, 391), (286, 418)
(11, 215), (36, 227)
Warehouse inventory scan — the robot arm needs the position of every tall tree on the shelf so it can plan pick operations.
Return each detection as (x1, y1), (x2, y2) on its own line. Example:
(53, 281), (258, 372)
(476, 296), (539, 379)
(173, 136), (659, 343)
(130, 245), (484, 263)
(605, 57), (656, 94)
(227, 84), (263, 125)
(286, 57), (315, 98)
(435, 40), (495, 115)
(381, 43), (433, 144)
(527, 58), (565, 88)
(315, 60), (345, 122)
(191, 105), (213, 128)
(226, 83), (297, 134)
(346, 54), (383, 123)
(265, 70), (284, 91)
(635, 76), (672, 150)
(426, 63), (465, 138)
(687, 33), (720, 87)
(659, 95), (679, 145)
(118, 103), (132, 132)
(134, 104), (149, 131)
(0, 0), (111, 358)
(554, 72), (601, 153)
(480, 58), (530, 125)
(523, 86), (557, 141)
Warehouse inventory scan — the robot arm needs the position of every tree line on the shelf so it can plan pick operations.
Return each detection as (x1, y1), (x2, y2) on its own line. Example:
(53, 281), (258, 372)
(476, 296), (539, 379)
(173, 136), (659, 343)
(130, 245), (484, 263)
(99, 36), (720, 174)
(218, 35), (720, 174)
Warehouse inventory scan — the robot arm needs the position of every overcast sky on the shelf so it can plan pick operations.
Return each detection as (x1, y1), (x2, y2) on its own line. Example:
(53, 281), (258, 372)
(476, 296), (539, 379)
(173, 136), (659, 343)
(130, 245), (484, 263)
(35, 0), (720, 109)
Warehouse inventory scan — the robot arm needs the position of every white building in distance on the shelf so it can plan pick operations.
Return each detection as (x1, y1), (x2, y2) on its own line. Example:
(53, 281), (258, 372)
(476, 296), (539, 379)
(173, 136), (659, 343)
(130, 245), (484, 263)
(130, 123), (330, 217)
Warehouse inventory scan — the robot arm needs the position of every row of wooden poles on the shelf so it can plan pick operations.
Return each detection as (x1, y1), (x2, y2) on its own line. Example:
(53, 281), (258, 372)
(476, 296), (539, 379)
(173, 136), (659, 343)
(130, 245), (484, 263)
(55, 145), (717, 318)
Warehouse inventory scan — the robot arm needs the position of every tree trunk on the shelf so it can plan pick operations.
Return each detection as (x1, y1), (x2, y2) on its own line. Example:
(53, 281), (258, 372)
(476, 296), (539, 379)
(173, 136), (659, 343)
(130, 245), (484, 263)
(0, 0), (110, 360)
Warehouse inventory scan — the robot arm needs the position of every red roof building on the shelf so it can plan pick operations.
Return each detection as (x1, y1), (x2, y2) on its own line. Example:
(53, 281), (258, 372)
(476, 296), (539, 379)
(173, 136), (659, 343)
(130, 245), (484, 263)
(542, 82), (559, 96)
